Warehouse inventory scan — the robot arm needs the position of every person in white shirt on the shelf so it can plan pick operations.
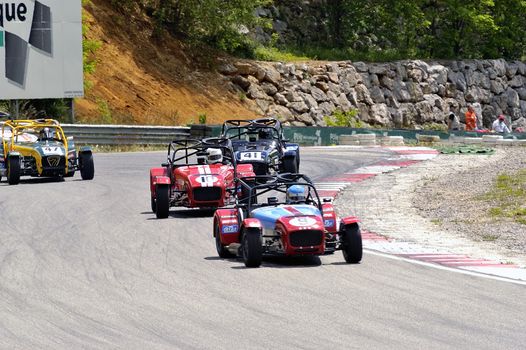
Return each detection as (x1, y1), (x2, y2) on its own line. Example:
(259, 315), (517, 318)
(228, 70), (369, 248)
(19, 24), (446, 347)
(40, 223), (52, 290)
(492, 115), (511, 133)
(447, 112), (461, 131)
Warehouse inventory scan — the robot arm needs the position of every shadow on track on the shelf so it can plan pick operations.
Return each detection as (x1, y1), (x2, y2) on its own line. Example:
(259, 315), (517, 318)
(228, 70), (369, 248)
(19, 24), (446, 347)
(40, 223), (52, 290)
(143, 208), (216, 220)
(204, 255), (322, 269)
(0, 177), (65, 186)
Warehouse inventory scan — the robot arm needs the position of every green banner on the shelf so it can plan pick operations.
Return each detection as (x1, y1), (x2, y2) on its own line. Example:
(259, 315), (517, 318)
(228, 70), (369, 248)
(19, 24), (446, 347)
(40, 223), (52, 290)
(208, 124), (526, 146)
(0, 30), (4, 48)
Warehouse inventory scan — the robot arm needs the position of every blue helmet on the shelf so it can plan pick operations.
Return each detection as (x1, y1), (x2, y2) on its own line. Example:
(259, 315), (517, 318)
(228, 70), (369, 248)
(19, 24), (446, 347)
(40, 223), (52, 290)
(286, 185), (306, 203)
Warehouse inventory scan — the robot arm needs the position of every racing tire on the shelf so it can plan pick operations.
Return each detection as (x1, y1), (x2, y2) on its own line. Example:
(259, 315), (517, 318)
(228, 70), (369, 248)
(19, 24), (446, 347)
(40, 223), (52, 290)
(79, 152), (95, 180)
(155, 184), (170, 219)
(241, 227), (263, 268)
(282, 156), (298, 174)
(215, 221), (234, 258)
(7, 156), (21, 185)
(342, 223), (363, 263)
(296, 151), (300, 171)
(151, 197), (157, 213)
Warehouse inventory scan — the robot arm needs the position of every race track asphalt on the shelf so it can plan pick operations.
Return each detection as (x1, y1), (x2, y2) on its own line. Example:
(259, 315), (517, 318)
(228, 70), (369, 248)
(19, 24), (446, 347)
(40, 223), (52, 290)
(0, 148), (525, 349)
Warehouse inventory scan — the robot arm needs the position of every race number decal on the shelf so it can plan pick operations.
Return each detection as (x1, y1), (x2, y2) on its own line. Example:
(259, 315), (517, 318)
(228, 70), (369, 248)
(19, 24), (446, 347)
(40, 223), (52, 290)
(42, 146), (64, 155)
(240, 152), (263, 161)
(195, 175), (218, 186)
(289, 217), (317, 227)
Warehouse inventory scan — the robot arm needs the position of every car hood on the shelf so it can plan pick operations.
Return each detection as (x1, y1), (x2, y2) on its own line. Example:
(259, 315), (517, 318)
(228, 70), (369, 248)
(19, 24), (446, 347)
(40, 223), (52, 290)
(176, 164), (230, 176)
(26, 141), (67, 156)
(250, 204), (321, 230)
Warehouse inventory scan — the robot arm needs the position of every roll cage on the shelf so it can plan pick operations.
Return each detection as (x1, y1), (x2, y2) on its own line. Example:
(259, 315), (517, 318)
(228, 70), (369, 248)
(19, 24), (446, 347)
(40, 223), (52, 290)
(235, 173), (322, 212)
(1, 119), (68, 156)
(221, 118), (284, 142)
(166, 137), (237, 170)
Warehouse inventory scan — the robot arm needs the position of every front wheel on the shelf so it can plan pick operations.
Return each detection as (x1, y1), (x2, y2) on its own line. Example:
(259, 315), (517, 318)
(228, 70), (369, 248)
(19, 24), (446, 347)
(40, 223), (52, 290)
(242, 227), (263, 268)
(155, 184), (170, 219)
(295, 151), (300, 171)
(342, 223), (362, 263)
(282, 156), (297, 173)
(79, 152), (95, 180)
(151, 196), (157, 213)
(7, 156), (21, 185)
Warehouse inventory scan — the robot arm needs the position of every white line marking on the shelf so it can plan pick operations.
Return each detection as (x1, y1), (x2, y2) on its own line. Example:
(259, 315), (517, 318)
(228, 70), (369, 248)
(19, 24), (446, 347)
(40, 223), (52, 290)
(365, 249), (526, 285)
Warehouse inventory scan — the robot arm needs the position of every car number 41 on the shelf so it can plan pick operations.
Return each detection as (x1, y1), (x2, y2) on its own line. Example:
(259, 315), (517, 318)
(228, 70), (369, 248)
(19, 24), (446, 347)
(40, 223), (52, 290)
(240, 152), (262, 161)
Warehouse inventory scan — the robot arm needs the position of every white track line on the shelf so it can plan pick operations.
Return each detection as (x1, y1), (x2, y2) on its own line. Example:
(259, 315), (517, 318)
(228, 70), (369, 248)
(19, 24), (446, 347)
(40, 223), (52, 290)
(365, 249), (526, 285)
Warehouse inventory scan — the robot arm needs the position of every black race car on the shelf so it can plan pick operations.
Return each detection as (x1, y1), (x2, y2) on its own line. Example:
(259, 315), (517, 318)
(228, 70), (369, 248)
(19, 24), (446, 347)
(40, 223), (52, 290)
(221, 118), (300, 175)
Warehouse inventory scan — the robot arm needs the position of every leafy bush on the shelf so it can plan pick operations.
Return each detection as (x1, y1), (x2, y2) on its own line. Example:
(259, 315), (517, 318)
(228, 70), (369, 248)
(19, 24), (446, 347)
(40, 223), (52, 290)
(324, 109), (364, 128)
(422, 123), (448, 132)
(96, 99), (113, 124)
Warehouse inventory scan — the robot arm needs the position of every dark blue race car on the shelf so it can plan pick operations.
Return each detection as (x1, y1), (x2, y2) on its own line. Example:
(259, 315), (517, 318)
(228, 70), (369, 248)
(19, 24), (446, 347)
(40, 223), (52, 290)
(221, 118), (300, 176)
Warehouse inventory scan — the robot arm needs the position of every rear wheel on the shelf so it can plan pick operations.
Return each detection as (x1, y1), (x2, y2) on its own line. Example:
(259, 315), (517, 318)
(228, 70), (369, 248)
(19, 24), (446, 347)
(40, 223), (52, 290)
(79, 152), (95, 180)
(242, 227), (263, 268)
(282, 156), (297, 173)
(7, 156), (21, 185)
(155, 184), (170, 219)
(342, 223), (363, 263)
(215, 221), (234, 258)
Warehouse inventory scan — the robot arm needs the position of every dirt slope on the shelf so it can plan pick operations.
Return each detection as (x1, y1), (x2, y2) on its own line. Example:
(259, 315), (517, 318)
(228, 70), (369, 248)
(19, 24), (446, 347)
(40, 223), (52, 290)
(76, 0), (260, 125)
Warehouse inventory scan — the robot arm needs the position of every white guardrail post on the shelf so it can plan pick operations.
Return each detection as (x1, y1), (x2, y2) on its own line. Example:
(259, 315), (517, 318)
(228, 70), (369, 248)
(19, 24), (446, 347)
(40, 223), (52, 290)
(60, 124), (191, 145)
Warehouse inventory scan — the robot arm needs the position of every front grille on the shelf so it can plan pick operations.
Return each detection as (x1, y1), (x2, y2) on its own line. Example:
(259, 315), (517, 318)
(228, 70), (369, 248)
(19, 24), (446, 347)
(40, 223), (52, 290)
(193, 187), (222, 202)
(42, 155), (65, 169)
(289, 230), (323, 247)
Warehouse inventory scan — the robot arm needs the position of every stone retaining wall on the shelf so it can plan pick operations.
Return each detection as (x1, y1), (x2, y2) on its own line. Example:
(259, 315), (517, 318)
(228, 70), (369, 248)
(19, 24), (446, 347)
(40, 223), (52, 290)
(219, 59), (526, 130)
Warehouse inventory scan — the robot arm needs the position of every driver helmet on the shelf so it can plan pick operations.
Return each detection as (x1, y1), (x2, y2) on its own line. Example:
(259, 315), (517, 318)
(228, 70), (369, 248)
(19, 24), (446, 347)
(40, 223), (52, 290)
(196, 151), (207, 165)
(207, 148), (223, 164)
(286, 185), (307, 203)
(258, 128), (272, 140)
(39, 127), (53, 141)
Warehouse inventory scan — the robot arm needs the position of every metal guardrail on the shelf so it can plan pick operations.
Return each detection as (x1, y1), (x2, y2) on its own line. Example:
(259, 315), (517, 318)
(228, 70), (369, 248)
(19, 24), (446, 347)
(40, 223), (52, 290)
(4, 122), (524, 146)
(61, 124), (191, 145)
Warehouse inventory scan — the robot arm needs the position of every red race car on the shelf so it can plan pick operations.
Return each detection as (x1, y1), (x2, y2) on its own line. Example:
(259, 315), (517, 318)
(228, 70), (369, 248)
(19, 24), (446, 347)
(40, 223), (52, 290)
(150, 138), (254, 218)
(213, 173), (363, 267)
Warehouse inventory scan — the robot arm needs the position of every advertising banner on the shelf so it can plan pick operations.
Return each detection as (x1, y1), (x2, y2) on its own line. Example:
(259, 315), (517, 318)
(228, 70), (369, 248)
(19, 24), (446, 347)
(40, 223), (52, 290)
(0, 0), (83, 99)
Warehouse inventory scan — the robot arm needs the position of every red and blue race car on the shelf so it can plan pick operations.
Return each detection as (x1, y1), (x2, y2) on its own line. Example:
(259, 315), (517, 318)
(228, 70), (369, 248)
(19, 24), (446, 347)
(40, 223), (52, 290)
(213, 173), (362, 267)
(149, 138), (254, 219)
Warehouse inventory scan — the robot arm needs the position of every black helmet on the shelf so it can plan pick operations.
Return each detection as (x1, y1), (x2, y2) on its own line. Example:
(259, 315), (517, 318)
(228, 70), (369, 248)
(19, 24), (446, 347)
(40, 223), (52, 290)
(258, 128), (272, 140)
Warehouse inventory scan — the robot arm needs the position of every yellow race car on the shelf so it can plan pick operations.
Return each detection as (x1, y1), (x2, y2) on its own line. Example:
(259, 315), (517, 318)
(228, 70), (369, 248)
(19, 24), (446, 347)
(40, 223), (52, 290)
(0, 119), (94, 185)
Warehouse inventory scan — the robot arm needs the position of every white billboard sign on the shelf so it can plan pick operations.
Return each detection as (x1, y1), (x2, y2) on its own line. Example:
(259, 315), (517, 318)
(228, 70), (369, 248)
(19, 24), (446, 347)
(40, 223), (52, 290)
(0, 0), (84, 99)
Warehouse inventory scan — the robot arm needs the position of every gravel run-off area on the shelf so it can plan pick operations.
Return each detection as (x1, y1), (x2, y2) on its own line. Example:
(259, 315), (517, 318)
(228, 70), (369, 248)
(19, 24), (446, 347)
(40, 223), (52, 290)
(336, 146), (526, 267)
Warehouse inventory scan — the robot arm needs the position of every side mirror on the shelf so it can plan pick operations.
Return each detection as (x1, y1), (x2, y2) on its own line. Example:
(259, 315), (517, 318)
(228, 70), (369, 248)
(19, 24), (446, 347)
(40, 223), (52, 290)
(323, 198), (332, 203)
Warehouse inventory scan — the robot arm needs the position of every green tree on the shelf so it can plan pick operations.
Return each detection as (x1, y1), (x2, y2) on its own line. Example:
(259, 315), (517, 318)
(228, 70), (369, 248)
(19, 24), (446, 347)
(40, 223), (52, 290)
(488, 0), (526, 58)
(150, 0), (271, 52)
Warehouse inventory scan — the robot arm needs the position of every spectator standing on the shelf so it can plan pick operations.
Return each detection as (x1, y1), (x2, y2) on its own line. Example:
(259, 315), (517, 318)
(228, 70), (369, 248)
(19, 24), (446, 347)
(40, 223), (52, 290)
(464, 105), (477, 131)
(492, 115), (511, 133)
(447, 112), (461, 131)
